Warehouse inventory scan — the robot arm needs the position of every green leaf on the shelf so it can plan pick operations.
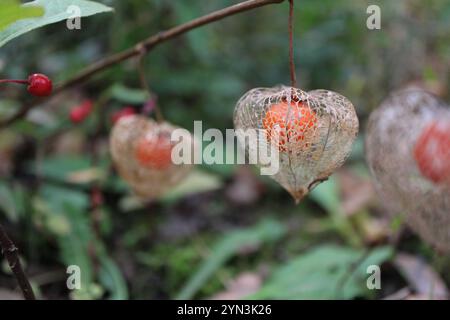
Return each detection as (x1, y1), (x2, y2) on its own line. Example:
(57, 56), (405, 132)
(98, 255), (128, 300)
(176, 219), (286, 299)
(27, 155), (108, 186)
(33, 185), (97, 298)
(33, 184), (126, 299)
(309, 177), (361, 247)
(249, 245), (393, 300)
(110, 84), (149, 105)
(0, 0), (44, 32)
(0, 0), (113, 48)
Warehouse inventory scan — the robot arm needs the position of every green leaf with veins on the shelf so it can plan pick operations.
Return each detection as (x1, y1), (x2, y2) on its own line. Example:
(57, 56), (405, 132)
(0, 0), (44, 32)
(0, 0), (113, 48)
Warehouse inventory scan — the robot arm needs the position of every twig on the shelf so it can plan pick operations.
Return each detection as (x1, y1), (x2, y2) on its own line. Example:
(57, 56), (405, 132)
(288, 0), (297, 88)
(0, 223), (36, 300)
(0, 0), (285, 129)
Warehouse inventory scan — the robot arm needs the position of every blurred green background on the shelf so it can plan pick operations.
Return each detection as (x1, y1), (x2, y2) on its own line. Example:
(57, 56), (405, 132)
(0, 0), (449, 300)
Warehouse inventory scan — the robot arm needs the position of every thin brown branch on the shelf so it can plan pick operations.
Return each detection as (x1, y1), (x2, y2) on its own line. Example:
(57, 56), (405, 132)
(0, 223), (36, 300)
(288, 0), (297, 88)
(0, 0), (285, 129)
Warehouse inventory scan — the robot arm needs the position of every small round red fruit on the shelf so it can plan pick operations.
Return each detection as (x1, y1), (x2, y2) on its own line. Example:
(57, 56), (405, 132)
(111, 107), (136, 124)
(27, 73), (52, 97)
(69, 100), (93, 123)
(413, 120), (450, 184)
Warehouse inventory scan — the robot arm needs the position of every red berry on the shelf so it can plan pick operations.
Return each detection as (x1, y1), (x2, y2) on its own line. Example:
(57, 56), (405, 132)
(111, 106), (136, 124)
(27, 73), (52, 97)
(70, 107), (88, 123)
(413, 120), (450, 184)
(69, 100), (93, 123)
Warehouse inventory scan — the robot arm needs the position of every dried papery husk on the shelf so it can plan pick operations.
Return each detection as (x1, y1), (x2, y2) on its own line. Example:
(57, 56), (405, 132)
(366, 88), (450, 252)
(110, 115), (195, 199)
(233, 85), (359, 203)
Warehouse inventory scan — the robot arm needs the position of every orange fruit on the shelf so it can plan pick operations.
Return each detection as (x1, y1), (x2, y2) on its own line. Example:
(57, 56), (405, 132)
(413, 120), (450, 184)
(135, 133), (173, 170)
(262, 100), (318, 152)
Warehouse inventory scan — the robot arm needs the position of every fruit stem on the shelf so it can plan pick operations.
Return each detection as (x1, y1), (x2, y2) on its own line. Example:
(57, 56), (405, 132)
(288, 0), (297, 88)
(137, 50), (164, 122)
(0, 79), (29, 85)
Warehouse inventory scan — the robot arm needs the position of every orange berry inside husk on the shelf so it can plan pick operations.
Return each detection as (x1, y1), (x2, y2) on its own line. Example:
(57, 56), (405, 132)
(262, 100), (318, 152)
(413, 120), (450, 184)
(135, 134), (173, 170)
